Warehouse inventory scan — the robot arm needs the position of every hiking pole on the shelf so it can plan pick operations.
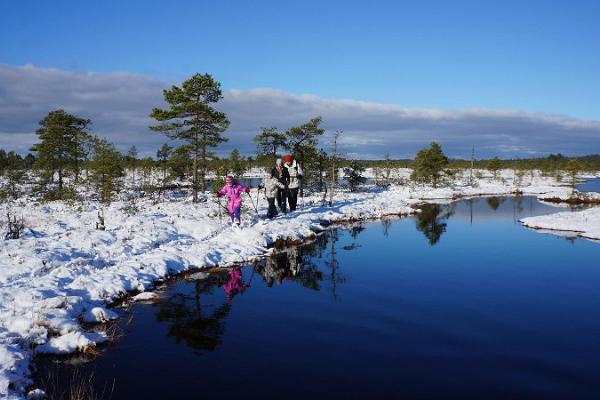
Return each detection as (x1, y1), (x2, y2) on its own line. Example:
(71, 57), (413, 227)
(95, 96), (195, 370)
(245, 191), (259, 215)
(217, 197), (222, 224)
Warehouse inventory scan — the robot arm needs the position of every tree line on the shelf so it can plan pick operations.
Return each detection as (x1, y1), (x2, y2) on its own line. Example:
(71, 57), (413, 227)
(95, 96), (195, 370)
(1, 72), (599, 203)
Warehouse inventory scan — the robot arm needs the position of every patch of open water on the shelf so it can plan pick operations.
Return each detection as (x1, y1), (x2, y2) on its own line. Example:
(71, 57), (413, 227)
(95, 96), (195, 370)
(35, 196), (600, 399)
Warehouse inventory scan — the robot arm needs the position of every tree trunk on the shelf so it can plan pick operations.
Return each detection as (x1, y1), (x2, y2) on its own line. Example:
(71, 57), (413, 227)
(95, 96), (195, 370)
(201, 134), (207, 192)
(193, 133), (198, 202)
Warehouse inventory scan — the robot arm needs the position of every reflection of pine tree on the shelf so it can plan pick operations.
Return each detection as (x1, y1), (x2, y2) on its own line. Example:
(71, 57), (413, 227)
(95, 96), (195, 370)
(486, 196), (505, 211)
(415, 204), (455, 245)
(381, 219), (392, 237)
(153, 273), (231, 354)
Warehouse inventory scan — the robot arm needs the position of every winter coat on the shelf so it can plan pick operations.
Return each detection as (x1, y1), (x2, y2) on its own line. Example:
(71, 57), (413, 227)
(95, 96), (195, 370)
(284, 160), (303, 189)
(217, 182), (248, 213)
(273, 166), (290, 187)
(262, 176), (285, 198)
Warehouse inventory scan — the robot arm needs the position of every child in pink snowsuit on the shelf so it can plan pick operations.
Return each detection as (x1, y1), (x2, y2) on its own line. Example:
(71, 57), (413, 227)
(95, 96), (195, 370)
(215, 176), (249, 225)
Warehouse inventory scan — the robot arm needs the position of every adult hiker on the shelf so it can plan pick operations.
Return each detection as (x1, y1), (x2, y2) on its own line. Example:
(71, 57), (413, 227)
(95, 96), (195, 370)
(214, 175), (250, 226)
(259, 169), (285, 219)
(283, 154), (303, 211)
(273, 158), (290, 214)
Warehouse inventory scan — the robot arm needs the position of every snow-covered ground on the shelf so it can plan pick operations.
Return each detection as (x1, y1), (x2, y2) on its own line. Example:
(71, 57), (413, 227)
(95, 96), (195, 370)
(0, 169), (598, 399)
(520, 207), (600, 241)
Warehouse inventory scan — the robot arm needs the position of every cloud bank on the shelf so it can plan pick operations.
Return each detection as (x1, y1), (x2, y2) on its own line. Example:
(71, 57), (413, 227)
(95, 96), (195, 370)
(1, 64), (599, 159)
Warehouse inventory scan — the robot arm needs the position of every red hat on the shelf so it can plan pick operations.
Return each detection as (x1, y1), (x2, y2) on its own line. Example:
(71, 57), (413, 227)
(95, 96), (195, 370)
(226, 175), (233, 182)
(284, 155), (292, 163)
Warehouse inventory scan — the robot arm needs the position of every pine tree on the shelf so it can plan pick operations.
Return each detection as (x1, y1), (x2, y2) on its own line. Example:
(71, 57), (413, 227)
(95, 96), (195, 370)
(169, 145), (192, 181)
(156, 143), (173, 181)
(254, 127), (287, 160)
(125, 145), (139, 187)
(31, 109), (91, 197)
(343, 160), (367, 192)
(150, 73), (229, 202)
(0, 151), (26, 201)
(89, 137), (124, 203)
(410, 142), (449, 188)
(227, 148), (246, 177)
(285, 116), (325, 196)
(487, 156), (502, 180)
(565, 158), (582, 195)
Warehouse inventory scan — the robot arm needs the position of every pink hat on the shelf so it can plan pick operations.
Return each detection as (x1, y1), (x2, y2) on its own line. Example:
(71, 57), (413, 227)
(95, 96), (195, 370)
(226, 175), (233, 182)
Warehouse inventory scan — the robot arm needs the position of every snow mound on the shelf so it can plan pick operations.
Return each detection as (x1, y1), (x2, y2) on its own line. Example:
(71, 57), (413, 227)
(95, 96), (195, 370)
(131, 292), (159, 302)
(81, 307), (118, 323)
(36, 331), (107, 355)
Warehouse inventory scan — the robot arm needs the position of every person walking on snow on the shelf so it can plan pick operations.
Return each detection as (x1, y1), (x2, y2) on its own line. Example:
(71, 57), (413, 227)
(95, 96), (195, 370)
(259, 169), (285, 219)
(215, 175), (250, 226)
(273, 158), (290, 214)
(283, 154), (302, 211)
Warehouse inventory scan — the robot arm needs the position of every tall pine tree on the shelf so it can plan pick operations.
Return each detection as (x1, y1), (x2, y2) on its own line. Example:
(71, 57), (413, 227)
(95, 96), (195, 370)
(150, 73), (229, 202)
(31, 109), (91, 197)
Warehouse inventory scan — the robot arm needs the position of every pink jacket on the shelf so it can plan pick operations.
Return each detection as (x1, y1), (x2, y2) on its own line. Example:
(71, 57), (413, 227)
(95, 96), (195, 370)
(218, 182), (248, 212)
(222, 268), (248, 300)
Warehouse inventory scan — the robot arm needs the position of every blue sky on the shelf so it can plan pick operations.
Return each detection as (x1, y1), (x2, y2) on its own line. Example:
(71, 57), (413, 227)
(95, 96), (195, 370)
(1, 0), (599, 158)
(3, 0), (599, 118)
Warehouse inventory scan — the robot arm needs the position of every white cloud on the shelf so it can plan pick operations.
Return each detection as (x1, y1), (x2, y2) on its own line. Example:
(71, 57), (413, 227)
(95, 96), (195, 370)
(1, 64), (599, 159)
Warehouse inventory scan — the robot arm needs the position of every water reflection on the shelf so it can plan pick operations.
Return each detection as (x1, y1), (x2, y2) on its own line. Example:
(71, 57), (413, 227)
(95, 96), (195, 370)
(486, 196), (505, 211)
(153, 273), (234, 354)
(415, 203), (455, 245)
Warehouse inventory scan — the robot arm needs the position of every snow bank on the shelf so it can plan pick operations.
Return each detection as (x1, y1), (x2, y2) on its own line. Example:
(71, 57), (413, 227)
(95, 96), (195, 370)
(521, 207), (600, 241)
(0, 170), (598, 398)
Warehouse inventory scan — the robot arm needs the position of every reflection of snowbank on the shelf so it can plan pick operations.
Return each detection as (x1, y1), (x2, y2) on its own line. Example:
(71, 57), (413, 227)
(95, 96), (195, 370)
(0, 170), (598, 399)
(521, 207), (600, 242)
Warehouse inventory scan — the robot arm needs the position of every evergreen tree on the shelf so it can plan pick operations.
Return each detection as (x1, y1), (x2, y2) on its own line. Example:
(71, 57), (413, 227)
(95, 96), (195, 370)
(125, 145), (139, 186)
(0, 149), (8, 175)
(343, 160), (367, 192)
(0, 151), (26, 201)
(227, 148), (246, 177)
(487, 156), (502, 180)
(150, 73), (229, 202)
(410, 142), (449, 188)
(565, 158), (582, 194)
(285, 116), (325, 161)
(254, 127), (287, 160)
(89, 137), (124, 203)
(31, 109), (91, 197)
(156, 143), (173, 181)
(285, 116), (325, 196)
(168, 145), (192, 181)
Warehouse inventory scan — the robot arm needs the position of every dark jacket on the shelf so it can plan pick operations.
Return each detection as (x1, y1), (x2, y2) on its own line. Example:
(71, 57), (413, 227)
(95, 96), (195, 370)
(272, 166), (290, 187)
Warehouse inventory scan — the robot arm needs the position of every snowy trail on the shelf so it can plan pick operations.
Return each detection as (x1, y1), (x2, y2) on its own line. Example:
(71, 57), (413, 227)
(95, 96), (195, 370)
(1, 170), (598, 399)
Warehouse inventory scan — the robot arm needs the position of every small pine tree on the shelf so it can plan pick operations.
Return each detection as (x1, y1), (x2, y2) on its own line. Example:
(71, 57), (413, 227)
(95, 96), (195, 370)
(125, 145), (139, 187)
(0, 152), (26, 201)
(343, 160), (367, 192)
(487, 156), (502, 180)
(31, 109), (91, 198)
(565, 158), (582, 195)
(254, 127), (287, 161)
(156, 143), (173, 181)
(410, 142), (449, 188)
(89, 137), (124, 203)
(227, 149), (246, 177)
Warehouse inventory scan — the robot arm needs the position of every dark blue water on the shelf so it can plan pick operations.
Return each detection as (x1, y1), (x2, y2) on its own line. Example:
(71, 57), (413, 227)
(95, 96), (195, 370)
(577, 178), (600, 193)
(36, 196), (600, 399)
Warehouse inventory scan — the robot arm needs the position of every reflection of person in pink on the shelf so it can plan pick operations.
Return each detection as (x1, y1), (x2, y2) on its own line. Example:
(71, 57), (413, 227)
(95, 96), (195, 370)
(222, 268), (248, 301)
(215, 176), (249, 226)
